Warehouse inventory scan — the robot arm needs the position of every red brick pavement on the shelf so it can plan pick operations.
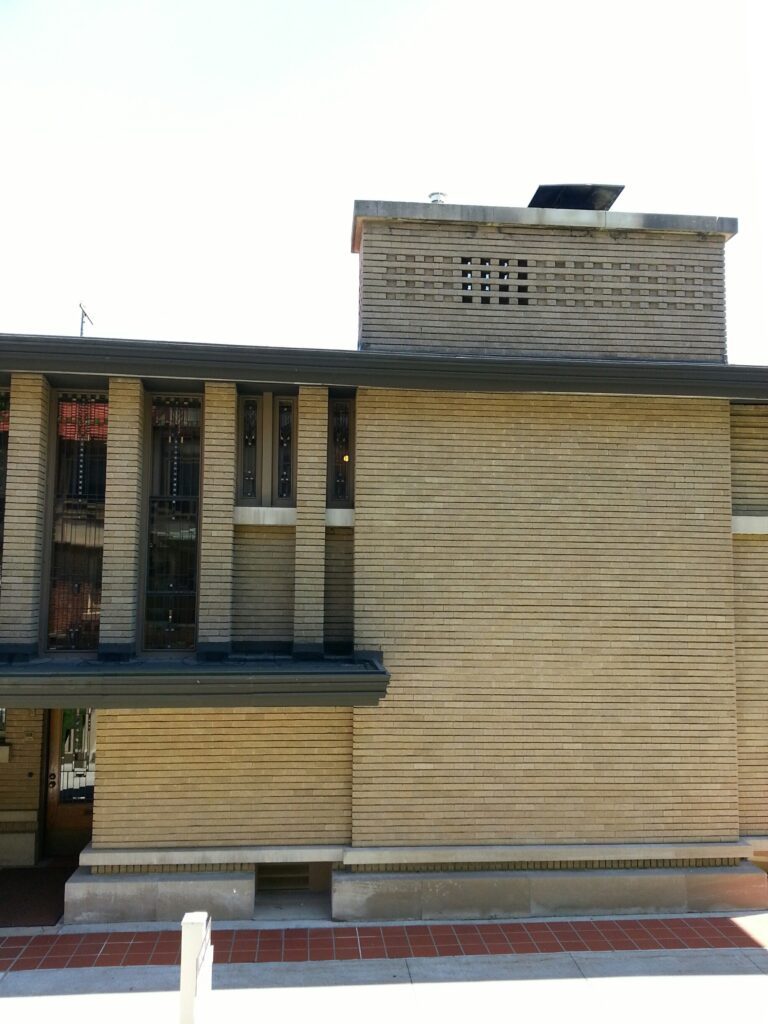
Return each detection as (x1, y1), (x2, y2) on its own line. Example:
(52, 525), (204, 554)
(0, 916), (765, 972)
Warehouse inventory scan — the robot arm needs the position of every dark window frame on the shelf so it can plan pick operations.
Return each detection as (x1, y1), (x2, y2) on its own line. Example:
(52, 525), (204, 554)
(236, 393), (297, 507)
(142, 393), (203, 653)
(326, 396), (355, 509)
(44, 390), (109, 654)
(237, 396), (261, 505)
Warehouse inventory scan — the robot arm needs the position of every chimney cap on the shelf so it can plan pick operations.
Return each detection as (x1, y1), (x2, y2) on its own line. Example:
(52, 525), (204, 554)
(529, 183), (624, 211)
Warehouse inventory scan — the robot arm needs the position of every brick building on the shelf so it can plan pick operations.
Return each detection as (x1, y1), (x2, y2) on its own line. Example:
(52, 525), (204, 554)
(2, 188), (768, 922)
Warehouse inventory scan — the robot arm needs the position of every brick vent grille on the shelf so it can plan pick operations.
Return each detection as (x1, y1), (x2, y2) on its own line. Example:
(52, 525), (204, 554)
(380, 253), (718, 311)
(349, 858), (742, 873)
(0, 821), (37, 834)
(92, 863), (251, 874)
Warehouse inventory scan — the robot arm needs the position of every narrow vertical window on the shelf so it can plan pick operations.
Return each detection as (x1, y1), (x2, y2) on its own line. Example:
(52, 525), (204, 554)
(241, 399), (259, 500)
(145, 396), (201, 650)
(48, 393), (108, 651)
(274, 399), (294, 504)
(0, 392), (9, 575)
(328, 398), (354, 507)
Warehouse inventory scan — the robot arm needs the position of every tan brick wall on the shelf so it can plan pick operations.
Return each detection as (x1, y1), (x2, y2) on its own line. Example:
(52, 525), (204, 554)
(198, 382), (237, 647)
(358, 220), (726, 362)
(294, 386), (328, 652)
(0, 373), (50, 649)
(325, 527), (353, 650)
(0, 708), (44, 813)
(730, 404), (768, 513)
(233, 525), (295, 647)
(92, 708), (352, 847)
(734, 537), (768, 834)
(100, 378), (144, 649)
(352, 390), (737, 844)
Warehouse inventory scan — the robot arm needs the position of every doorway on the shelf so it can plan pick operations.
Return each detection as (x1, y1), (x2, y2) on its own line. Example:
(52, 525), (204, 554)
(44, 708), (95, 857)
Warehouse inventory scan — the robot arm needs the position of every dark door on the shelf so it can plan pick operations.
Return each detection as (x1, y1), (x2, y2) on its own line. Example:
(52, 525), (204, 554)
(45, 708), (95, 857)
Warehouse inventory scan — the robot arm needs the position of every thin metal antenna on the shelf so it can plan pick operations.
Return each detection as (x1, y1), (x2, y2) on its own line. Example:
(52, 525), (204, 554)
(79, 303), (93, 337)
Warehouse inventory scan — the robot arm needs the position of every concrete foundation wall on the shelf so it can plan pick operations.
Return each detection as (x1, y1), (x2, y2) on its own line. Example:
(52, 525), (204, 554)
(64, 867), (254, 923)
(0, 831), (36, 867)
(332, 865), (768, 922)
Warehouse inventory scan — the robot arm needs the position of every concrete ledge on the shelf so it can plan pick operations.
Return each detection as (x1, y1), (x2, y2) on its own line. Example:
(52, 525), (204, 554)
(234, 506), (296, 527)
(80, 843), (346, 868)
(325, 508), (354, 527)
(331, 865), (768, 922)
(341, 841), (753, 866)
(733, 515), (768, 535)
(0, 831), (36, 867)
(234, 507), (354, 528)
(64, 867), (255, 923)
(79, 840), (757, 870)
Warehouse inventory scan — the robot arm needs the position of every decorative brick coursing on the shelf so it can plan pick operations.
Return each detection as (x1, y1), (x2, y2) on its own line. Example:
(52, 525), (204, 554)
(734, 537), (768, 834)
(0, 373), (50, 651)
(730, 404), (768, 514)
(233, 525), (295, 647)
(349, 859), (741, 873)
(0, 708), (44, 814)
(197, 382), (237, 649)
(99, 378), (144, 651)
(353, 390), (738, 845)
(294, 386), (328, 653)
(325, 527), (353, 650)
(92, 708), (352, 847)
(358, 220), (726, 362)
(93, 863), (251, 874)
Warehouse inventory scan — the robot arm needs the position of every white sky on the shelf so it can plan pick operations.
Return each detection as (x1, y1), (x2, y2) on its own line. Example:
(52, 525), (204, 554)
(0, 0), (765, 363)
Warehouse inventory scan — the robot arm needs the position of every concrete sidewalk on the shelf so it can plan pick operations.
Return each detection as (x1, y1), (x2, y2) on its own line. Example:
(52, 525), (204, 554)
(2, 947), (768, 1023)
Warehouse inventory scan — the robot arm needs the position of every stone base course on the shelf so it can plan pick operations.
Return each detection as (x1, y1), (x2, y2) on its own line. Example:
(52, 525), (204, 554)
(331, 864), (768, 921)
(63, 868), (255, 923)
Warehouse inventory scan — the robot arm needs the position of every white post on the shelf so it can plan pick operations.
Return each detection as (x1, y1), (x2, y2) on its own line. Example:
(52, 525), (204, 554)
(179, 911), (214, 1024)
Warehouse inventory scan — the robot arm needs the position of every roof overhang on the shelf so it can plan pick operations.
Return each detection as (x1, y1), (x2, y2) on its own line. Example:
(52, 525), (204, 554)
(0, 654), (390, 708)
(1, 334), (768, 401)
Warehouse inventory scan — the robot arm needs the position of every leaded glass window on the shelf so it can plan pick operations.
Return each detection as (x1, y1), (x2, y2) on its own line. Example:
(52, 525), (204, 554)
(274, 398), (295, 505)
(241, 398), (259, 500)
(145, 396), (201, 650)
(328, 398), (354, 507)
(48, 393), (108, 651)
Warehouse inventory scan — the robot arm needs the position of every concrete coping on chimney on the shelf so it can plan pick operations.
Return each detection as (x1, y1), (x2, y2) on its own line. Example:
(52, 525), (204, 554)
(351, 199), (739, 252)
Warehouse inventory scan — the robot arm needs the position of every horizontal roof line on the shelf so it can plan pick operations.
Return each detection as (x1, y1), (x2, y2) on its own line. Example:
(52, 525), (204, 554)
(0, 333), (767, 400)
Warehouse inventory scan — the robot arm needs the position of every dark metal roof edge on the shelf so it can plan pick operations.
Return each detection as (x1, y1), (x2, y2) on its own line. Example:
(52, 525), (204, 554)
(0, 672), (389, 708)
(1, 333), (768, 400)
